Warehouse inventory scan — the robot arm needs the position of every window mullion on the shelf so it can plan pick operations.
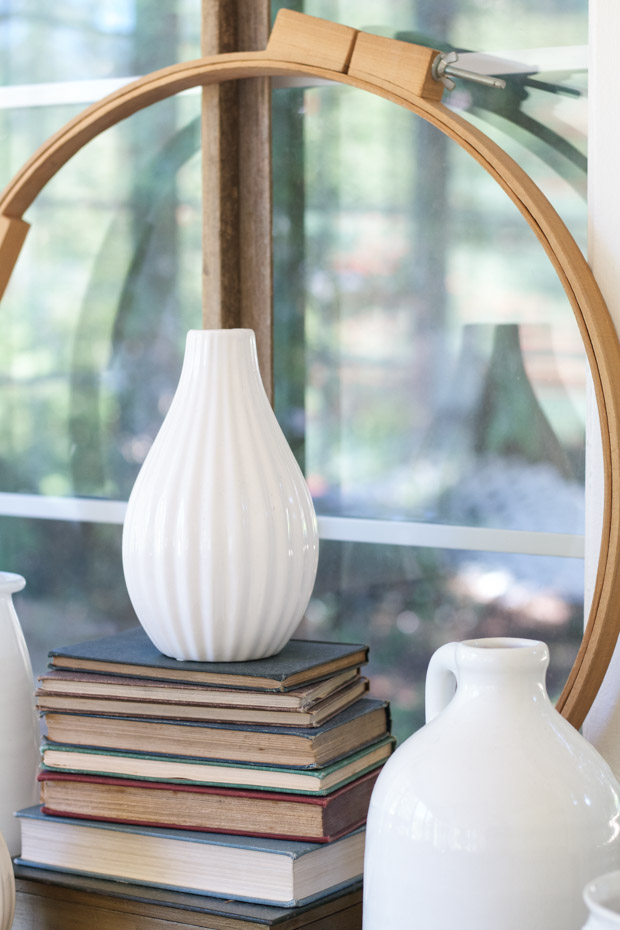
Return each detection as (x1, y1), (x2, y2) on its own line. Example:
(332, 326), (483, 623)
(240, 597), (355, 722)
(201, 0), (273, 396)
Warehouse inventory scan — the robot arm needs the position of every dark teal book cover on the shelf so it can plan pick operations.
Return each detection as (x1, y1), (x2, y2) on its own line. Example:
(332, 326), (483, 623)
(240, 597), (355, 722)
(49, 628), (368, 691)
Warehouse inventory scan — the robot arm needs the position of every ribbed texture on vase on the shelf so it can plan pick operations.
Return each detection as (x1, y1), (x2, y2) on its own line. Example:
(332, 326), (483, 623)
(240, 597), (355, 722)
(122, 329), (319, 661)
(0, 835), (15, 930)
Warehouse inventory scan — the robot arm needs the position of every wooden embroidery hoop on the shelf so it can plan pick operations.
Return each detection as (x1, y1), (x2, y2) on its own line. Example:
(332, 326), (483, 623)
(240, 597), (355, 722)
(0, 9), (617, 729)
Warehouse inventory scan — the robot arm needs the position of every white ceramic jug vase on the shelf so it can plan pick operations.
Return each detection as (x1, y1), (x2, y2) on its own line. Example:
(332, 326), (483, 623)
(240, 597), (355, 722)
(363, 637), (620, 930)
(0, 832), (14, 930)
(122, 328), (319, 661)
(0, 572), (39, 856)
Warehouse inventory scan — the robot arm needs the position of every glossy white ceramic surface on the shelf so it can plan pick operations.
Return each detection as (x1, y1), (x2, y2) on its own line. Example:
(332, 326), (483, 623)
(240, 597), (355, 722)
(0, 832), (15, 930)
(363, 637), (620, 930)
(0, 572), (39, 857)
(582, 871), (620, 929)
(122, 329), (319, 661)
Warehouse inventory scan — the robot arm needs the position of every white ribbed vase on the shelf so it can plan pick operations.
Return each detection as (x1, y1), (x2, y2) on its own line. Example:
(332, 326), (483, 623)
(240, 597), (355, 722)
(0, 832), (14, 930)
(122, 329), (319, 661)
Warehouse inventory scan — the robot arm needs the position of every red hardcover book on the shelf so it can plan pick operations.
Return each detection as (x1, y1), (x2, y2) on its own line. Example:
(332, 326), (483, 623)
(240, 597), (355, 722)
(38, 767), (381, 843)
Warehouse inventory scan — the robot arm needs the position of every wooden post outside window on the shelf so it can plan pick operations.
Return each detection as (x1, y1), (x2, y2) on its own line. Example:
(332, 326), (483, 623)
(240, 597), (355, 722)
(201, 0), (274, 398)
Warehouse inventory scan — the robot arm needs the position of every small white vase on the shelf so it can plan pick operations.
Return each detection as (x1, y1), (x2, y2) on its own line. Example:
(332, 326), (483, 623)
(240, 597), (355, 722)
(122, 328), (319, 661)
(0, 832), (14, 930)
(583, 871), (620, 929)
(363, 637), (620, 930)
(0, 572), (39, 857)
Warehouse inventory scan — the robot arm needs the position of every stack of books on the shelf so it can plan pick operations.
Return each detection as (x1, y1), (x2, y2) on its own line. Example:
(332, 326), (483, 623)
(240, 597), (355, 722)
(16, 628), (393, 929)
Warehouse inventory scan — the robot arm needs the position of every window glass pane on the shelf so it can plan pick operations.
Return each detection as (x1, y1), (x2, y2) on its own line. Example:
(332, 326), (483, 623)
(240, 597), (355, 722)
(450, 71), (586, 248)
(0, 2), (204, 504)
(301, 0), (585, 51)
(0, 516), (581, 746)
(0, 0), (589, 745)
(274, 83), (586, 532)
(0, 516), (133, 676)
(0, 97), (201, 499)
(0, 5), (203, 678)
(272, 0), (587, 735)
(296, 539), (583, 742)
(0, 0), (200, 85)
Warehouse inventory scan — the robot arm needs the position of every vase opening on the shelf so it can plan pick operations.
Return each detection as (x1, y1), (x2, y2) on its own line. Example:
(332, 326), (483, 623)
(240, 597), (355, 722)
(191, 327), (253, 334)
(463, 637), (543, 650)
(584, 871), (620, 926)
(0, 572), (26, 596)
(454, 637), (549, 682)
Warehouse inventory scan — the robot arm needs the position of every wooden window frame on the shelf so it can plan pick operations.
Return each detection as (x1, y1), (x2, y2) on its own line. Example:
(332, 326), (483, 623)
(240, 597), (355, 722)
(201, 0), (273, 396)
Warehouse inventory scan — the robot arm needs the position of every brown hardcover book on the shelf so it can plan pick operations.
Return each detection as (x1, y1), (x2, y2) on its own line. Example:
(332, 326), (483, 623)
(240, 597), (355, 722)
(14, 866), (362, 929)
(38, 768), (380, 842)
(42, 698), (389, 768)
(35, 676), (369, 727)
(48, 629), (368, 692)
(37, 666), (361, 709)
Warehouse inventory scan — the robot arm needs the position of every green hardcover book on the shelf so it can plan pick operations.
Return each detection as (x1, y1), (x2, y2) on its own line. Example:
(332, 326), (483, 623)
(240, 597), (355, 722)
(14, 864), (363, 929)
(16, 806), (365, 907)
(48, 628), (368, 692)
(40, 734), (396, 795)
(42, 697), (390, 769)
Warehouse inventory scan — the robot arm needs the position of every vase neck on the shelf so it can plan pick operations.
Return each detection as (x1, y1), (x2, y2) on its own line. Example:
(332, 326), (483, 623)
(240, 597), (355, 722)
(181, 328), (262, 388)
(453, 638), (550, 707)
(0, 572), (25, 597)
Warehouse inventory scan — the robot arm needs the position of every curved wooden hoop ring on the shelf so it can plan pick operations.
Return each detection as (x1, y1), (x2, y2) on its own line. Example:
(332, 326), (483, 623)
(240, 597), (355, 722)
(0, 12), (617, 728)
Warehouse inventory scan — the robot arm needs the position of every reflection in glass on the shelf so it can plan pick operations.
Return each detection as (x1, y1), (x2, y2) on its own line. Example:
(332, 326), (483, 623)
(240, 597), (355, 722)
(271, 1), (587, 745)
(0, 98), (202, 501)
(0, 0), (200, 86)
(296, 540), (582, 743)
(273, 84), (586, 534)
(302, 0), (586, 52)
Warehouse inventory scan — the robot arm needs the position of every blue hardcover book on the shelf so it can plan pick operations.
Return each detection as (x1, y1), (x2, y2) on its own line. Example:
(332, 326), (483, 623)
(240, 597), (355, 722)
(16, 806), (365, 907)
(13, 863), (363, 928)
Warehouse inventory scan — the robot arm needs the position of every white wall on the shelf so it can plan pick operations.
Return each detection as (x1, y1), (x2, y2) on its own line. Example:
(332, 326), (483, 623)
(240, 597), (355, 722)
(582, 0), (620, 770)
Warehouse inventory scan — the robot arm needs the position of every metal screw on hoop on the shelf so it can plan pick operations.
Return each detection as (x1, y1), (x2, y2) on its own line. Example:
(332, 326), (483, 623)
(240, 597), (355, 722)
(432, 50), (507, 91)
